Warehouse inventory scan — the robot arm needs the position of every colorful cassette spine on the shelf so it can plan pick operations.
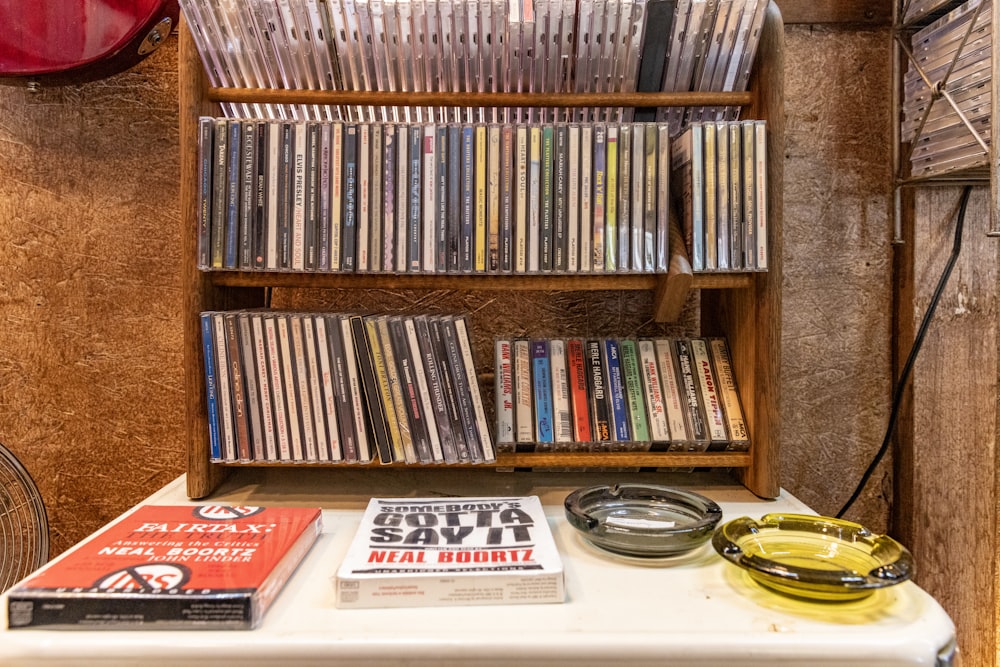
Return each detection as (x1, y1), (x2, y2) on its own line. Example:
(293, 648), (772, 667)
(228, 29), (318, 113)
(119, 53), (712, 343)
(530, 339), (554, 445)
(603, 338), (631, 443)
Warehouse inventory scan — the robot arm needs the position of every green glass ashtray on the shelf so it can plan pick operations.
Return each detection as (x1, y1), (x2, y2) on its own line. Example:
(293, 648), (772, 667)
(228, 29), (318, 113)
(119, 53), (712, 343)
(712, 513), (914, 602)
(564, 484), (722, 557)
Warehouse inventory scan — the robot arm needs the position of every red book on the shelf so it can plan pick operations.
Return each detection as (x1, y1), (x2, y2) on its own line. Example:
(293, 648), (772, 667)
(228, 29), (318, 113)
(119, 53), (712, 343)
(7, 504), (322, 630)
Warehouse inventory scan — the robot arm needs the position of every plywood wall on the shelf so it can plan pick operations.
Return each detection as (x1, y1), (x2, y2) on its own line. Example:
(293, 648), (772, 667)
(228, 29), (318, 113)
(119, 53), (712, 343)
(0, 25), (895, 561)
(0, 44), (185, 555)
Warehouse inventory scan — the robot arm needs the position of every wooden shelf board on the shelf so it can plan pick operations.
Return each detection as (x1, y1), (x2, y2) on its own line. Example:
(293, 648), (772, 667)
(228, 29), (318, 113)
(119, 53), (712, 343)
(219, 451), (754, 469)
(207, 271), (752, 291)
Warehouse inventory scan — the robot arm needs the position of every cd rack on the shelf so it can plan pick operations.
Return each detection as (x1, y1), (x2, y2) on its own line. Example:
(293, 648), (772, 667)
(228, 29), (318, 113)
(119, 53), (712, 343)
(178, 3), (784, 500)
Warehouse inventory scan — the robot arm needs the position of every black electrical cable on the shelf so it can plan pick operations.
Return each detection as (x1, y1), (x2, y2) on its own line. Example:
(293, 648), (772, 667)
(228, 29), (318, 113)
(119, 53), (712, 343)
(835, 185), (972, 519)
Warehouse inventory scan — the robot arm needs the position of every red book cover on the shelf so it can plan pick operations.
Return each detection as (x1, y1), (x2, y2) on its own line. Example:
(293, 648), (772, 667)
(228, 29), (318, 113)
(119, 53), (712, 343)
(7, 504), (322, 630)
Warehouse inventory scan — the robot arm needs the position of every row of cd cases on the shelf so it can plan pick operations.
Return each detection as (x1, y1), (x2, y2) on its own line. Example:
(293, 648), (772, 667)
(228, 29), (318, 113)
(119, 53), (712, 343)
(178, 0), (770, 130)
(900, 0), (992, 179)
(200, 310), (496, 466)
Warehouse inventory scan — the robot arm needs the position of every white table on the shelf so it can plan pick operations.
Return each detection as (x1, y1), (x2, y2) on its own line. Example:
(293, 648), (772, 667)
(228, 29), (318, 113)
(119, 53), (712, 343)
(0, 469), (957, 666)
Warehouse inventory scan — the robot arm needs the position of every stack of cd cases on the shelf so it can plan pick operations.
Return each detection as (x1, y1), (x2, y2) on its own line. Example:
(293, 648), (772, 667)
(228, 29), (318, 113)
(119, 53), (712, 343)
(200, 310), (495, 465)
(178, 0), (770, 130)
(901, 0), (991, 179)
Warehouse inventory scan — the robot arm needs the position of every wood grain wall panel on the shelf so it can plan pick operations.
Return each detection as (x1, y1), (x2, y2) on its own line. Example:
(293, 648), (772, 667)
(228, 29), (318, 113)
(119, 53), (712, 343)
(781, 25), (893, 530)
(897, 187), (997, 667)
(778, 0), (891, 25)
(0, 43), (185, 557)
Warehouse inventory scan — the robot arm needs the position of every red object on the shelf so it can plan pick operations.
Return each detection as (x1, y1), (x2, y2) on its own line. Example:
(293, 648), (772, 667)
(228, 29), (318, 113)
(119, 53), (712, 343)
(7, 504), (323, 629)
(0, 0), (179, 85)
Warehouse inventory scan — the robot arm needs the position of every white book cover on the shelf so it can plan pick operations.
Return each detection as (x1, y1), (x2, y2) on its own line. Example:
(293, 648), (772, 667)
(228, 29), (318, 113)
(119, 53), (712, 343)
(335, 496), (565, 609)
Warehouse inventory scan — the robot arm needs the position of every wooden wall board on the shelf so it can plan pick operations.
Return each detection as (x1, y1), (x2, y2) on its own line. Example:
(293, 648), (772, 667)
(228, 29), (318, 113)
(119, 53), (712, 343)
(894, 187), (997, 667)
(778, 0), (891, 25)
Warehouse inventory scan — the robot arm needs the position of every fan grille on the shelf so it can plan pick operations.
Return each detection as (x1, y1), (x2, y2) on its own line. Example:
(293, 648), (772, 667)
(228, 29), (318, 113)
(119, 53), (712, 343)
(0, 444), (49, 593)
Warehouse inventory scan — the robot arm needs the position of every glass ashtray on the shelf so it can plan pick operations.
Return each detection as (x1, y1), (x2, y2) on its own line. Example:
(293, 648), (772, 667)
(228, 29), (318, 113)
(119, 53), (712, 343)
(564, 484), (723, 557)
(712, 513), (914, 602)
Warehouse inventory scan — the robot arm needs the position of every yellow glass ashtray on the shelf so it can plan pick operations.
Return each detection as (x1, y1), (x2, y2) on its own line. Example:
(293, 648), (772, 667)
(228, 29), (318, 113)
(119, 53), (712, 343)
(712, 513), (914, 602)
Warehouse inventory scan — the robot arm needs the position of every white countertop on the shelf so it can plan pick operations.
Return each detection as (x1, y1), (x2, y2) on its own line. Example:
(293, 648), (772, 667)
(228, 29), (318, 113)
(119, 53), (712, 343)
(0, 469), (956, 666)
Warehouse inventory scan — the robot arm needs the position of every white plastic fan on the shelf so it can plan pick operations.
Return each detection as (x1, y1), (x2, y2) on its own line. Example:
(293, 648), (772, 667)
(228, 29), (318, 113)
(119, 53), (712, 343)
(0, 443), (48, 593)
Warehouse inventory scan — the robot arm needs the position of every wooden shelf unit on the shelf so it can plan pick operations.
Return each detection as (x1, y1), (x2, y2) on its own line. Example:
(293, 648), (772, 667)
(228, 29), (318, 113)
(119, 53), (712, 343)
(178, 3), (785, 500)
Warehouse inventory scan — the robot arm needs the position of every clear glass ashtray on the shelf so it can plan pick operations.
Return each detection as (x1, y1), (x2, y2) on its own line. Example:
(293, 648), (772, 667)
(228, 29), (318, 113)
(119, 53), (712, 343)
(712, 513), (914, 602)
(564, 484), (723, 557)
